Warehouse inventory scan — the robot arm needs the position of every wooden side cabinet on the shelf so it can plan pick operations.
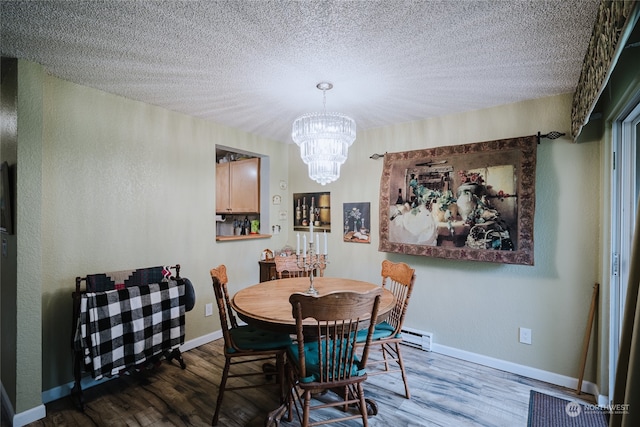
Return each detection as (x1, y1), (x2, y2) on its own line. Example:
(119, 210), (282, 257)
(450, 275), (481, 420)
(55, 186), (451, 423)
(259, 260), (277, 282)
(216, 157), (260, 214)
(258, 259), (318, 282)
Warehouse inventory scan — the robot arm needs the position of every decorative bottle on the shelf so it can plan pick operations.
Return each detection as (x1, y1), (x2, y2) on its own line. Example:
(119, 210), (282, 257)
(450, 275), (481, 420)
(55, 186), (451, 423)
(302, 197), (308, 226)
(396, 188), (404, 204)
(295, 199), (302, 225)
(310, 197), (319, 226)
(241, 216), (249, 235)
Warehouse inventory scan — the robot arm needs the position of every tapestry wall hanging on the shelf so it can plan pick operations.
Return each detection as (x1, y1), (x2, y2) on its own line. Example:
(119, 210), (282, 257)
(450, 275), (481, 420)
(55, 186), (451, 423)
(378, 135), (537, 265)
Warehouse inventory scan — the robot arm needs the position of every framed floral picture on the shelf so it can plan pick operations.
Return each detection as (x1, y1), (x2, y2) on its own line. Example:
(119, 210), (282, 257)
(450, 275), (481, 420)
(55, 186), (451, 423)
(343, 202), (371, 244)
(378, 135), (537, 265)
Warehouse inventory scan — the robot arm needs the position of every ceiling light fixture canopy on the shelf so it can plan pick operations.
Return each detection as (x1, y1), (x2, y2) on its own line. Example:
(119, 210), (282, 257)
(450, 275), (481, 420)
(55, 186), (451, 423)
(292, 82), (356, 185)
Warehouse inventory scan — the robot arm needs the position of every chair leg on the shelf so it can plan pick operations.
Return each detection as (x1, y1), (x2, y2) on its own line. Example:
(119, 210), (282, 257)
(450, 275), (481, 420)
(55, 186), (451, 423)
(357, 383), (368, 427)
(276, 353), (286, 403)
(212, 357), (231, 426)
(341, 385), (348, 412)
(302, 389), (312, 427)
(284, 363), (297, 422)
(381, 344), (391, 371)
(394, 342), (410, 399)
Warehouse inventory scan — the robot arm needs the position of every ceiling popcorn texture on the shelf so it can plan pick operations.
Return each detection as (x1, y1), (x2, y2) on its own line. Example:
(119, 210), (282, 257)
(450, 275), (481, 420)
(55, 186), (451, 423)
(1, 0), (600, 143)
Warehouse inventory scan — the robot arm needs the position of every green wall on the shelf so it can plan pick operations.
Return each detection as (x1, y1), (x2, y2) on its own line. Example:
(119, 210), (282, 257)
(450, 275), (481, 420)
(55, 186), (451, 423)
(39, 71), (292, 391)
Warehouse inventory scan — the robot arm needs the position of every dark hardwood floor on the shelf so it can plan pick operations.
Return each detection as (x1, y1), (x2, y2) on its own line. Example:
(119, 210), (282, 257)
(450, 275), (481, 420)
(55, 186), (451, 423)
(13, 339), (593, 426)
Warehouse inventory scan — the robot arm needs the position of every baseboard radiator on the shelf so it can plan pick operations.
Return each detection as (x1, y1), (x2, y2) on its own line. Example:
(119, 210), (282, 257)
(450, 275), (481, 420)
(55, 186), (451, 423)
(401, 327), (432, 351)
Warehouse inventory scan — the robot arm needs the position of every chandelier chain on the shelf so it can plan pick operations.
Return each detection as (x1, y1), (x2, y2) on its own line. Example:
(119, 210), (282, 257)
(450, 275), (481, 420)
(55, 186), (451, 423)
(323, 89), (327, 113)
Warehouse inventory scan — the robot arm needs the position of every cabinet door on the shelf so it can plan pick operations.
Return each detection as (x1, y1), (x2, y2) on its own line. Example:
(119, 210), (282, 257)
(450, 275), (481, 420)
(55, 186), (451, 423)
(259, 261), (277, 282)
(216, 162), (230, 213)
(229, 158), (260, 213)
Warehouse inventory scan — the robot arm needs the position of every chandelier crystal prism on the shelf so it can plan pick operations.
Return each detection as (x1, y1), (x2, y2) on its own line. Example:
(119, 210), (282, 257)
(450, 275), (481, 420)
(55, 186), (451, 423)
(292, 82), (356, 185)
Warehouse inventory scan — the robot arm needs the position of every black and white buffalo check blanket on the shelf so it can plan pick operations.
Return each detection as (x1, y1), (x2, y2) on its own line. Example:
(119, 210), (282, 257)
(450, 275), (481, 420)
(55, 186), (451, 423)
(76, 280), (185, 379)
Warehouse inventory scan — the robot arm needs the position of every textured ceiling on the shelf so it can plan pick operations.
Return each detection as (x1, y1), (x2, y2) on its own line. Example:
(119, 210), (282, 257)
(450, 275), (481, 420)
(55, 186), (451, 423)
(1, 0), (600, 144)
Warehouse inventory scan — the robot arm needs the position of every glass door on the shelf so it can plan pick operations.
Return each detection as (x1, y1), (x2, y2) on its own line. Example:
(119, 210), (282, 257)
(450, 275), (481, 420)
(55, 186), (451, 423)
(610, 100), (640, 403)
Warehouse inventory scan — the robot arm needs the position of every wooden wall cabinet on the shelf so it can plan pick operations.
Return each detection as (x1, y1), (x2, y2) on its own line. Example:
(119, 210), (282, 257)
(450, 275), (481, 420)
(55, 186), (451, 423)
(216, 157), (260, 214)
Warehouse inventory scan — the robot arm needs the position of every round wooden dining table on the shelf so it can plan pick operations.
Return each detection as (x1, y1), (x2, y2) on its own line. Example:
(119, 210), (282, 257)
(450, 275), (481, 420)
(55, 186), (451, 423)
(231, 276), (395, 333)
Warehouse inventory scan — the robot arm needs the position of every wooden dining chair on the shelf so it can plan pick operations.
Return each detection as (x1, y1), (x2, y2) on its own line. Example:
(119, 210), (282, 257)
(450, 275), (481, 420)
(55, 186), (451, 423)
(356, 259), (415, 399)
(209, 264), (292, 426)
(274, 254), (308, 278)
(274, 254), (326, 279)
(286, 288), (382, 427)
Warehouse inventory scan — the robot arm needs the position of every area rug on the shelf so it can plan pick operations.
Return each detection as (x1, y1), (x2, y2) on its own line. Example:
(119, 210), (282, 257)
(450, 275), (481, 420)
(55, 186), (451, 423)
(528, 390), (608, 427)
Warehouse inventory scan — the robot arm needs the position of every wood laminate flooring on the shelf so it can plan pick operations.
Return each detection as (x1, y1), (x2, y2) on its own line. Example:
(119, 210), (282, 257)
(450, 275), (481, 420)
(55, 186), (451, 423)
(12, 339), (595, 426)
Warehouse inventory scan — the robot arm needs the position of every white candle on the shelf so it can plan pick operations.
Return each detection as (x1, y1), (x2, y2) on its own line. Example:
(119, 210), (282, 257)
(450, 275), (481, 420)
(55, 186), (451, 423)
(316, 233), (319, 252)
(303, 235), (307, 257)
(310, 222), (314, 241)
(296, 233), (300, 255)
(324, 230), (328, 255)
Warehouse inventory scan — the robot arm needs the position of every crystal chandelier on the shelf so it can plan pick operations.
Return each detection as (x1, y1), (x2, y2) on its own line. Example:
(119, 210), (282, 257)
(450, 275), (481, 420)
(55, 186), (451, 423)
(292, 82), (356, 185)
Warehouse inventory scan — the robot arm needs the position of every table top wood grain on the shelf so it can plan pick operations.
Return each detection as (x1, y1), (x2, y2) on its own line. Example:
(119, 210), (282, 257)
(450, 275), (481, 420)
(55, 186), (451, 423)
(231, 277), (395, 333)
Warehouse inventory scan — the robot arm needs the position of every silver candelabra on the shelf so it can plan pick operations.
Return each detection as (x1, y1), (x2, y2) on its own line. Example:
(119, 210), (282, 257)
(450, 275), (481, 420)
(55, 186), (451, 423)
(295, 243), (327, 296)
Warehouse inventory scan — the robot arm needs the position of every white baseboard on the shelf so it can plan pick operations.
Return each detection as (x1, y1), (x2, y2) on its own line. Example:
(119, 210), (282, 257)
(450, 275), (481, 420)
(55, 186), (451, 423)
(3, 381), (47, 427)
(41, 331), (222, 405)
(598, 394), (610, 407)
(41, 373), (115, 405)
(180, 331), (222, 352)
(431, 343), (603, 398)
(11, 404), (46, 427)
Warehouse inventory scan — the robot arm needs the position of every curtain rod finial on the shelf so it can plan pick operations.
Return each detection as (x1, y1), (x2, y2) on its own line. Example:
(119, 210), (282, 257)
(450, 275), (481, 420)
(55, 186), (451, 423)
(537, 131), (566, 144)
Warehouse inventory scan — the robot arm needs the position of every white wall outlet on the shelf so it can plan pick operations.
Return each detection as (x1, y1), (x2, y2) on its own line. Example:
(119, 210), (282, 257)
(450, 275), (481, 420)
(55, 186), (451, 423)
(205, 303), (213, 317)
(519, 327), (532, 345)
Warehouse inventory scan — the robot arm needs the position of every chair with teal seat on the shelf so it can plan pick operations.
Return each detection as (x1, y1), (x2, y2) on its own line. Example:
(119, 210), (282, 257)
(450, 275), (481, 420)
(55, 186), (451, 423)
(210, 264), (292, 426)
(356, 259), (415, 399)
(287, 288), (382, 426)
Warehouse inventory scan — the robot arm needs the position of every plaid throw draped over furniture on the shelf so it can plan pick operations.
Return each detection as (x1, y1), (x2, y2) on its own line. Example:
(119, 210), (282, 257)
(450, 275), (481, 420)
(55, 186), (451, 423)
(71, 265), (191, 410)
(76, 281), (184, 379)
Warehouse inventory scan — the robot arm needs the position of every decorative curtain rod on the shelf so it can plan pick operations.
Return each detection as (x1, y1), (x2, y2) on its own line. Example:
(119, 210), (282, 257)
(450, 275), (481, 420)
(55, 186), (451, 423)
(369, 131), (566, 158)
(536, 131), (566, 144)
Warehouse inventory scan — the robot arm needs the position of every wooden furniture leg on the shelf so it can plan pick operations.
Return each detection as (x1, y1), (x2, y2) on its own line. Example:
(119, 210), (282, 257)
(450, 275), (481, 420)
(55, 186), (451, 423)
(577, 282), (599, 394)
